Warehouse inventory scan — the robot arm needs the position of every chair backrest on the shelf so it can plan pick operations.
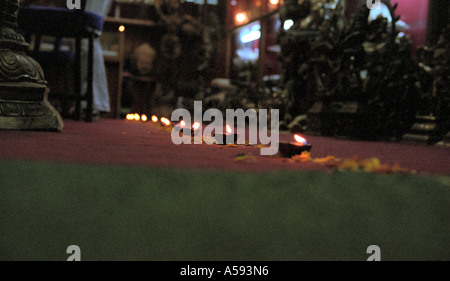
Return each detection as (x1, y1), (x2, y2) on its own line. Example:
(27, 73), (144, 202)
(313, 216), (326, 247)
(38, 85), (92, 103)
(20, 0), (87, 24)
(18, 0), (109, 37)
(21, 0), (85, 9)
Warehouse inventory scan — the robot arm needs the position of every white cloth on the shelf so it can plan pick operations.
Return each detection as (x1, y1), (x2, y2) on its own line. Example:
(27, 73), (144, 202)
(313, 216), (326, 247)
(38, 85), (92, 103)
(85, 1), (114, 15)
(85, 0), (114, 112)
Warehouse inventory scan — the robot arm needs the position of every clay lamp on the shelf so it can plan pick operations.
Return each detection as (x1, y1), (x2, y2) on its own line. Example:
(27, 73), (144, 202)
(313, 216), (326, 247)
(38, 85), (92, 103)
(160, 117), (172, 127)
(279, 134), (312, 158)
(126, 114), (134, 121)
(214, 124), (239, 145)
(178, 121), (201, 137)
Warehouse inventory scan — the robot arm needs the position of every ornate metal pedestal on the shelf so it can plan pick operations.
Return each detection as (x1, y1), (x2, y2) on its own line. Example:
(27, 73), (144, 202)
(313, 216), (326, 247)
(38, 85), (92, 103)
(0, 0), (64, 131)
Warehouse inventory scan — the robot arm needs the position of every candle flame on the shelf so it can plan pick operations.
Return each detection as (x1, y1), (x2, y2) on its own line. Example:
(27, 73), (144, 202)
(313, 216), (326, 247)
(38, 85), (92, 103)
(161, 117), (171, 126)
(192, 122), (200, 131)
(141, 115), (148, 122)
(126, 114), (134, 121)
(294, 134), (307, 145)
(180, 120), (186, 127)
(151, 115), (158, 123)
(226, 124), (232, 134)
(134, 114), (140, 121)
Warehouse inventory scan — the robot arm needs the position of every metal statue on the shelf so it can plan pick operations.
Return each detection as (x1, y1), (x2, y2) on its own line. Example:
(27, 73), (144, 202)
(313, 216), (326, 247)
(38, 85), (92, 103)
(0, 0), (64, 131)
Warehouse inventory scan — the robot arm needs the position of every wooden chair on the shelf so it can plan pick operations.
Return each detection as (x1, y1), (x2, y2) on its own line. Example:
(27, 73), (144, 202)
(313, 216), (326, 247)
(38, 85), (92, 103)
(17, 0), (106, 121)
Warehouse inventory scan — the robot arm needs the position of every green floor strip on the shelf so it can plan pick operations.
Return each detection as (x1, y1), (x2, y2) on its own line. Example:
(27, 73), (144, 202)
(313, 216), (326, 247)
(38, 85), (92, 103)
(1, 160), (449, 261)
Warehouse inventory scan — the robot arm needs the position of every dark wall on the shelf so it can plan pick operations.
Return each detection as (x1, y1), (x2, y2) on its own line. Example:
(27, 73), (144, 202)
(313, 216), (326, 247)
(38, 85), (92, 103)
(426, 0), (450, 45)
(345, 0), (366, 18)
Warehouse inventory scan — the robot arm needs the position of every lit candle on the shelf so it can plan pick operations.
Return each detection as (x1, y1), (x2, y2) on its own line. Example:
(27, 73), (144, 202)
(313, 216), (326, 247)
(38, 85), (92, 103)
(178, 121), (201, 137)
(141, 115), (148, 122)
(160, 117), (172, 127)
(151, 115), (159, 123)
(214, 124), (239, 145)
(191, 122), (201, 137)
(126, 114), (134, 121)
(278, 134), (312, 158)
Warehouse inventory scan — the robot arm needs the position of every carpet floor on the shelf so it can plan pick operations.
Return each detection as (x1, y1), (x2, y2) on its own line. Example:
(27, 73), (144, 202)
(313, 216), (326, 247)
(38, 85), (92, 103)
(0, 118), (449, 261)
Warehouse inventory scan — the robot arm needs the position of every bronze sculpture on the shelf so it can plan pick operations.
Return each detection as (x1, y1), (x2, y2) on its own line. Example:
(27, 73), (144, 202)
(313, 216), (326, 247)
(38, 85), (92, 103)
(0, 0), (63, 131)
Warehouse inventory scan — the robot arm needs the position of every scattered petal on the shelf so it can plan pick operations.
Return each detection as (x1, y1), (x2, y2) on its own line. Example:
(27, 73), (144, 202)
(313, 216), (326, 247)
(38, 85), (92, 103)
(292, 152), (412, 174)
(234, 154), (257, 162)
(226, 144), (239, 147)
(338, 158), (360, 172)
(291, 151), (312, 162)
(313, 155), (342, 167)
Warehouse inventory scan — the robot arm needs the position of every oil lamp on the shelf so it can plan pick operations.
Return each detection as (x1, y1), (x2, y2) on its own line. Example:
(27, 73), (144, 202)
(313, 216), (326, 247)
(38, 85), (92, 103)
(178, 121), (201, 137)
(279, 134), (312, 158)
(214, 124), (239, 145)
(191, 122), (201, 137)
(160, 117), (172, 127)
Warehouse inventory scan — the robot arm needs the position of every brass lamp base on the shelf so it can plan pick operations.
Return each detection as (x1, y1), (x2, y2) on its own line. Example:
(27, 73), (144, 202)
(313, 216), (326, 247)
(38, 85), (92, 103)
(0, 83), (64, 131)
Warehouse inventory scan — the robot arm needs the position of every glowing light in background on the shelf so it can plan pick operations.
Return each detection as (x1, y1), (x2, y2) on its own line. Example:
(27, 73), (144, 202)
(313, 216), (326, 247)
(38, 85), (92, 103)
(236, 12), (248, 24)
(236, 48), (259, 62)
(241, 31), (261, 43)
(283, 19), (294, 31)
(119, 25), (125, 32)
(240, 23), (261, 43)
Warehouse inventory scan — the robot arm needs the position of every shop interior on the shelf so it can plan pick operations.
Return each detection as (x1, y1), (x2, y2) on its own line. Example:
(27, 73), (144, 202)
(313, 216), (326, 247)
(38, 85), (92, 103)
(0, 0), (449, 262)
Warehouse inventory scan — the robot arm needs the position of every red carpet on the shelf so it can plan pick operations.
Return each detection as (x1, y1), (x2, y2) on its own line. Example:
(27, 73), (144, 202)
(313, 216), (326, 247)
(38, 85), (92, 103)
(1, 118), (449, 175)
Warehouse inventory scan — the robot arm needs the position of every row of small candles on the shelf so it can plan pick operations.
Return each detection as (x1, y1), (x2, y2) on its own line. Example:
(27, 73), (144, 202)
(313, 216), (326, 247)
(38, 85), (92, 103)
(125, 113), (312, 156)
(125, 113), (235, 144)
(126, 114), (171, 126)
